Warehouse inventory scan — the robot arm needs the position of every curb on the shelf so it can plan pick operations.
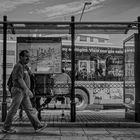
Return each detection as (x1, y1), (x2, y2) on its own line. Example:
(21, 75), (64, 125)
(1, 122), (140, 128)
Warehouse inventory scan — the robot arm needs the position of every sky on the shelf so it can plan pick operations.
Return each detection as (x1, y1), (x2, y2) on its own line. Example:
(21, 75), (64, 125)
(0, 0), (139, 22)
(0, 0), (140, 45)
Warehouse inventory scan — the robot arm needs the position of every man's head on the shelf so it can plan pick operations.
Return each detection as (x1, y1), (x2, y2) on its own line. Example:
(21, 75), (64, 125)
(19, 50), (30, 65)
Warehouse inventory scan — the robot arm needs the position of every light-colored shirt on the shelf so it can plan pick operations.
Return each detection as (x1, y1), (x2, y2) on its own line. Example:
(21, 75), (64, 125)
(23, 69), (30, 89)
(12, 62), (30, 89)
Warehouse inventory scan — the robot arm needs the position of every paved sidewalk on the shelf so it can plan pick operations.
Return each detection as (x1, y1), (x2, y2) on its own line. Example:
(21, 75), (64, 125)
(0, 126), (140, 140)
(1, 109), (140, 128)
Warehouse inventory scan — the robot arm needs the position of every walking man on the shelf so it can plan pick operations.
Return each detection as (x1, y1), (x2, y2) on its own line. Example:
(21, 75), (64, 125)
(2, 50), (47, 133)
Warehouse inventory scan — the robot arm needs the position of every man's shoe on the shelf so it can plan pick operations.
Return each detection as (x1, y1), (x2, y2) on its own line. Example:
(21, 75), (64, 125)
(2, 128), (16, 133)
(35, 124), (47, 132)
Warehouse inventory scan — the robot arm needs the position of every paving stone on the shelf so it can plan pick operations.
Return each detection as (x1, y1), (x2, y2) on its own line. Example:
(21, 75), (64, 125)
(42, 127), (60, 136)
(32, 136), (61, 140)
(60, 128), (85, 136)
(88, 136), (115, 140)
(4, 135), (34, 140)
(114, 136), (140, 140)
(107, 128), (133, 135)
(61, 136), (88, 140)
(83, 128), (109, 135)
(129, 128), (140, 136)
(15, 126), (35, 133)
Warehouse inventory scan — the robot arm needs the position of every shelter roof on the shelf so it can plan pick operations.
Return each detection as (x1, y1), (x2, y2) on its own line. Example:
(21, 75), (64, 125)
(0, 21), (138, 34)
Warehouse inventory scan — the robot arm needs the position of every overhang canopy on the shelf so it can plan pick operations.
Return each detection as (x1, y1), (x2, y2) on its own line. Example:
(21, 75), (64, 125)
(0, 21), (138, 34)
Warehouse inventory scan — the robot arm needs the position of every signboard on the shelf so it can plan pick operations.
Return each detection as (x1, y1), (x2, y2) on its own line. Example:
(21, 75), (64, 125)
(93, 82), (123, 104)
(62, 46), (123, 81)
(17, 37), (62, 73)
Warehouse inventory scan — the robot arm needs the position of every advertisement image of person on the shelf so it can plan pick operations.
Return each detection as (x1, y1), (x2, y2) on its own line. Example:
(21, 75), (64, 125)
(95, 56), (103, 78)
(2, 50), (47, 133)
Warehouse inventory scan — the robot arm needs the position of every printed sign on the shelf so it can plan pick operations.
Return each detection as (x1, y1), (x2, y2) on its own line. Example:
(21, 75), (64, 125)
(124, 36), (135, 109)
(17, 37), (62, 74)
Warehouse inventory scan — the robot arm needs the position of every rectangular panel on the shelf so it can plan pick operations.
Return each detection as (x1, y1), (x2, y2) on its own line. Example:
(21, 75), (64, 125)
(124, 34), (135, 120)
(17, 37), (62, 74)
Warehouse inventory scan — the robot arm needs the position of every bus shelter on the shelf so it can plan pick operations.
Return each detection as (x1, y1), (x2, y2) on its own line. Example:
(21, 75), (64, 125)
(0, 15), (140, 122)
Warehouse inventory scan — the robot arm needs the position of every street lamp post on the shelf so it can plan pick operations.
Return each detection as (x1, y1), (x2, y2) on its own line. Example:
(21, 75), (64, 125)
(79, 2), (92, 21)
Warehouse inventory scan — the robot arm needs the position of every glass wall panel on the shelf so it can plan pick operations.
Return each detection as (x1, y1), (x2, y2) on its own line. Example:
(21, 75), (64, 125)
(124, 34), (135, 120)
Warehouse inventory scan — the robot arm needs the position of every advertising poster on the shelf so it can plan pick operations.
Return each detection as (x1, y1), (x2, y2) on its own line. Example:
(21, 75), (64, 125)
(93, 82), (123, 104)
(62, 45), (123, 81)
(17, 37), (62, 74)
(124, 37), (135, 109)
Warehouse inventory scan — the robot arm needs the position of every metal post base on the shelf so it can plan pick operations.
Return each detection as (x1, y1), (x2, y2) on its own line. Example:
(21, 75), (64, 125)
(2, 102), (7, 122)
(71, 102), (76, 122)
(135, 102), (140, 123)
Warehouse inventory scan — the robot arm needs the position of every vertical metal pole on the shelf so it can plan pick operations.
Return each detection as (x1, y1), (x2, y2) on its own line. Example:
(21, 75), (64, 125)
(123, 41), (125, 106)
(138, 16), (140, 39)
(135, 16), (140, 122)
(138, 16), (140, 122)
(70, 16), (76, 122)
(2, 16), (7, 122)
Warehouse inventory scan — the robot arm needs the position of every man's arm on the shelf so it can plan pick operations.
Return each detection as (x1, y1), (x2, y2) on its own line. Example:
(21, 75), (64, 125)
(18, 77), (33, 97)
(18, 78), (30, 93)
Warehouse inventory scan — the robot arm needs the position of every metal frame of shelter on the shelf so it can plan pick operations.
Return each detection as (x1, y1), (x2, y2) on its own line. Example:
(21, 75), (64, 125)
(0, 15), (140, 122)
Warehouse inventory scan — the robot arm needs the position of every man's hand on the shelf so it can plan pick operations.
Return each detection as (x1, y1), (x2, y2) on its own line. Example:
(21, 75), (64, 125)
(28, 90), (33, 98)
(24, 88), (33, 98)
(23, 88), (29, 96)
